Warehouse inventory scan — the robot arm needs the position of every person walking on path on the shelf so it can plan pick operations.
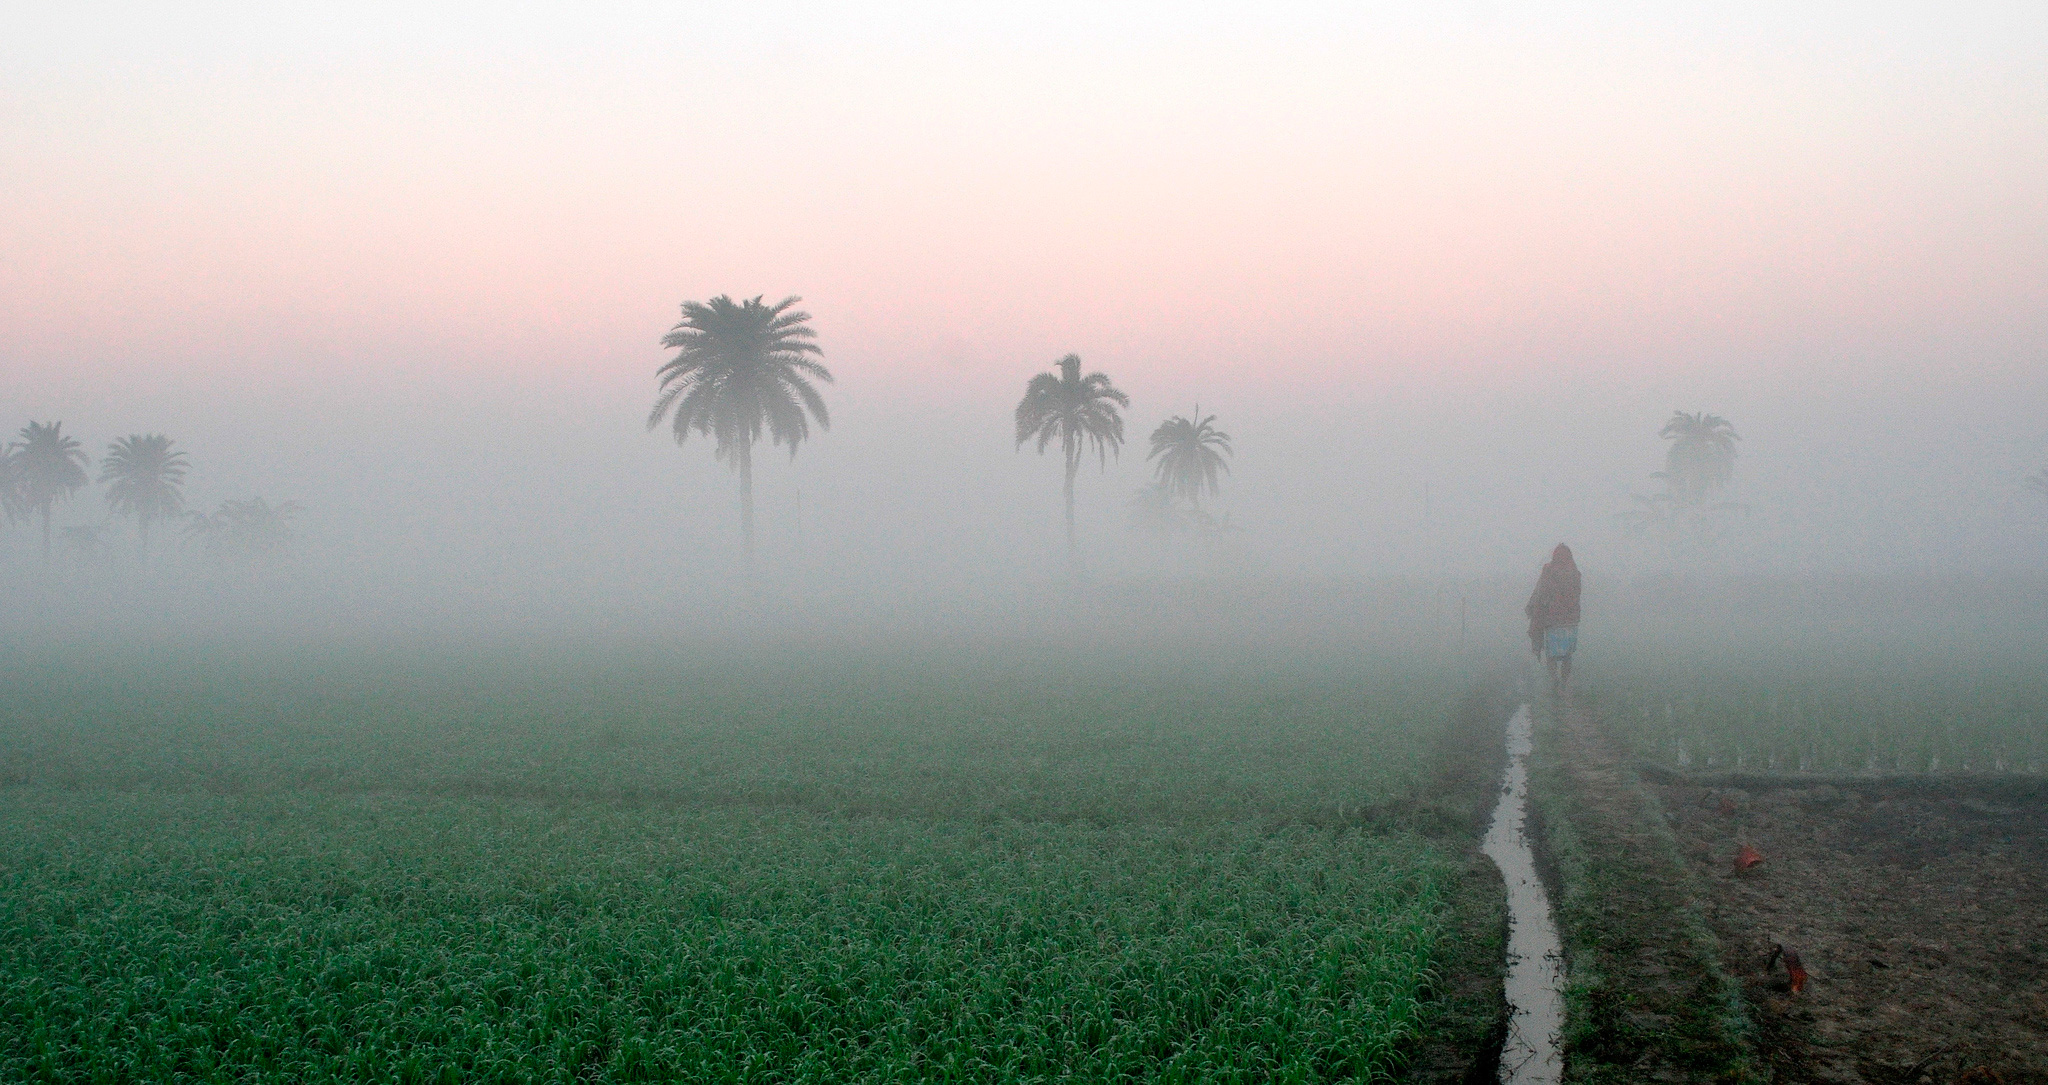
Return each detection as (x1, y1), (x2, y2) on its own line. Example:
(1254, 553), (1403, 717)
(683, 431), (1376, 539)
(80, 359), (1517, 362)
(1526, 544), (1582, 693)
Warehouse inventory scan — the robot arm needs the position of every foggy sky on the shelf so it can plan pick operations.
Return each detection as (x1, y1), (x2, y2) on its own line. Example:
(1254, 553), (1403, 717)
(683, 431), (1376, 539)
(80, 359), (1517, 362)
(5, 2), (2047, 629)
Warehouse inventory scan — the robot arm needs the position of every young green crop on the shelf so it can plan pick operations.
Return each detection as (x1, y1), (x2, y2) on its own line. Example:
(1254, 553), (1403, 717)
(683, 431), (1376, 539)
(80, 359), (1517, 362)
(0, 639), (1489, 1082)
(0, 793), (1455, 1084)
(0, 641), (1462, 823)
(1587, 654), (2048, 776)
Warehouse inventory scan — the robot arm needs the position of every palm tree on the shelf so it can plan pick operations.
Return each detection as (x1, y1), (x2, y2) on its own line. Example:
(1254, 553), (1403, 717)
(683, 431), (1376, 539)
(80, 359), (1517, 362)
(1659, 411), (1739, 505)
(1147, 409), (1232, 508)
(0, 445), (25, 532)
(11, 422), (90, 562)
(100, 434), (190, 563)
(646, 295), (831, 559)
(1015, 354), (1129, 554)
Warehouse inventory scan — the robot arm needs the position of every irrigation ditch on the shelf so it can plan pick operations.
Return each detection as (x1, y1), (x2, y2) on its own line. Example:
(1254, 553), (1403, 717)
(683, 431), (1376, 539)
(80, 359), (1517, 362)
(1484, 703), (1564, 1085)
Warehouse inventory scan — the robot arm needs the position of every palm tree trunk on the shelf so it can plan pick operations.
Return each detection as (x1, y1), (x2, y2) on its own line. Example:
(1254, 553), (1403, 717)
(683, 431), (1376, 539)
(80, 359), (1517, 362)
(1063, 456), (1078, 553)
(39, 505), (51, 564)
(738, 442), (756, 561)
(138, 517), (151, 567)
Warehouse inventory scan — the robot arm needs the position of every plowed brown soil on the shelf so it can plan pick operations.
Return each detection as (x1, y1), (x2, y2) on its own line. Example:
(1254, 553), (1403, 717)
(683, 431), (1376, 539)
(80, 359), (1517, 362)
(1649, 772), (2048, 1084)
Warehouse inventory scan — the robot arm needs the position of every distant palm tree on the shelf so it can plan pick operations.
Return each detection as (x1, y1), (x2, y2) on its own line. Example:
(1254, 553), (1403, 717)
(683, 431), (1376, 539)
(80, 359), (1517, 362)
(10, 422), (90, 562)
(1015, 354), (1129, 553)
(100, 434), (190, 562)
(185, 497), (301, 561)
(0, 445), (26, 532)
(646, 295), (831, 559)
(1147, 409), (1232, 508)
(1659, 411), (1739, 505)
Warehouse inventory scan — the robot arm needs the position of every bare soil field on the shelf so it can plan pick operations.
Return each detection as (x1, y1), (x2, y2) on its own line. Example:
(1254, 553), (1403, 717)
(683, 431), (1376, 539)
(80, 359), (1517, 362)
(1648, 771), (2048, 1085)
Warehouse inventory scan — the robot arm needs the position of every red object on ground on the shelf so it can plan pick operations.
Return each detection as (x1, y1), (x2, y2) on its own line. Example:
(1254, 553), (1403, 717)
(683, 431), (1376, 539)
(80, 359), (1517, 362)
(1734, 844), (1764, 872)
(1783, 947), (1808, 994)
(1766, 943), (1809, 994)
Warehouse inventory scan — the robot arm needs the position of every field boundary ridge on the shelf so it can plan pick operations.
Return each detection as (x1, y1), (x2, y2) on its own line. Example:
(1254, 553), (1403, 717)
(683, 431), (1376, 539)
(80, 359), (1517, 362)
(1528, 692), (1764, 1084)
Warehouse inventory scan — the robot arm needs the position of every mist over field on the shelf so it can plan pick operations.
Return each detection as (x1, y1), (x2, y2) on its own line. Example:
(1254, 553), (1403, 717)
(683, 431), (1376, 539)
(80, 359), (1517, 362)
(7, 1), (2048, 651)
(5, 4), (2048, 1082)
(5, 352), (2046, 648)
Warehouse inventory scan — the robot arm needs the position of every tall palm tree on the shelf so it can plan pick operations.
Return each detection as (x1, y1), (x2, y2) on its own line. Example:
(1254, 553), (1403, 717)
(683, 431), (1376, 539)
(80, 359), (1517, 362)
(11, 422), (90, 562)
(100, 434), (190, 562)
(646, 295), (831, 559)
(1015, 354), (1129, 553)
(1147, 408), (1232, 508)
(1659, 411), (1739, 506)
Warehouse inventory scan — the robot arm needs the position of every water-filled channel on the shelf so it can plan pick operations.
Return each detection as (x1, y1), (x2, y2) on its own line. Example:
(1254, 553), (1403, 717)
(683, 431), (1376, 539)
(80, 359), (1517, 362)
(1482, 704), (1564, 1085)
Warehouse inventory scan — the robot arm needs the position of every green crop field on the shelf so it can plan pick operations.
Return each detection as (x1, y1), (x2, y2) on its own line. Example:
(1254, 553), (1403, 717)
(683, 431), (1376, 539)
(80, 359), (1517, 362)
(0, 637), (1498, 1083)
(1581, 605), (2048, 776)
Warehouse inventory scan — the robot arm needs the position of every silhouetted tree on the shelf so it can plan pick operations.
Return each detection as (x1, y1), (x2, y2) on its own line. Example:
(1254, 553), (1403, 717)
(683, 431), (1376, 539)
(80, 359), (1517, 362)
(646, 295), (831, 559)
(100, 434), (190, 563)
(10, 422), (90, 562)
(0, 446), (25, 533)
(1659, 411), (1739, 505)
(1621, 411), (1747, 549)
(1016, 354), (1129, 555)
(186, 497), (300, 562)
(1147, 409), (1232, 508)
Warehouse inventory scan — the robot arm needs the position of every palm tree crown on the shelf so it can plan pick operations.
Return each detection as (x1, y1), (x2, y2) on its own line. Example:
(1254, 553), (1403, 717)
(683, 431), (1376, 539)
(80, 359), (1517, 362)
(1147, 409), (1232, 507)
(1015, 354), (1129, 553)
(1659, 411), (1739, 505)
(11, 421), (90, 561)
(646, 294), (831, 558)
(101, 434), (190, 559)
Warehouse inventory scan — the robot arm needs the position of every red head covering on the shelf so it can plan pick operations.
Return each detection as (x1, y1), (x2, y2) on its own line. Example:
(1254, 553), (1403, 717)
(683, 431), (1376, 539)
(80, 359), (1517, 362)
(1528, 544), (1582, 633)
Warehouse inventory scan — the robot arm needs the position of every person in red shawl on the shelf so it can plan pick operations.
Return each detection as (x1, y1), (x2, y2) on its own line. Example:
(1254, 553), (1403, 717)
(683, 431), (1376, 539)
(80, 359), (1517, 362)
(1525, 544), (1582, 692)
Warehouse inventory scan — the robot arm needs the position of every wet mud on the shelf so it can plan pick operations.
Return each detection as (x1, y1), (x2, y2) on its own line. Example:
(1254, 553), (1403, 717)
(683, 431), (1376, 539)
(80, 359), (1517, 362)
(1651, 773), (2048, 1084)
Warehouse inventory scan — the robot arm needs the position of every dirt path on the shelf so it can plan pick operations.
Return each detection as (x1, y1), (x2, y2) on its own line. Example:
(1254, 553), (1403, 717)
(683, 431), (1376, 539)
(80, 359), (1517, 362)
(1651, 771), (2048, 1085)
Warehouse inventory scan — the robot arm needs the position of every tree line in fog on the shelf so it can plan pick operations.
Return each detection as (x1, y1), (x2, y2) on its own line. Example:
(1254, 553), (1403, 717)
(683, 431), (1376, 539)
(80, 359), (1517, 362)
(1, 422), (296, 567)
(14, 293), (2047, 570)
(643, 295), (1238, 562)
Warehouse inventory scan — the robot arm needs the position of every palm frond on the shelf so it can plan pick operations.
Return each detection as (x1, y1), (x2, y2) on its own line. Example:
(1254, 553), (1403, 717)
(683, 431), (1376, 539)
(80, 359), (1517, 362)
(648, 294), (831, 471)
(99, 434), (190, 526)
(1147, 410), (1234, 504)
(11, 421), (90, 519)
